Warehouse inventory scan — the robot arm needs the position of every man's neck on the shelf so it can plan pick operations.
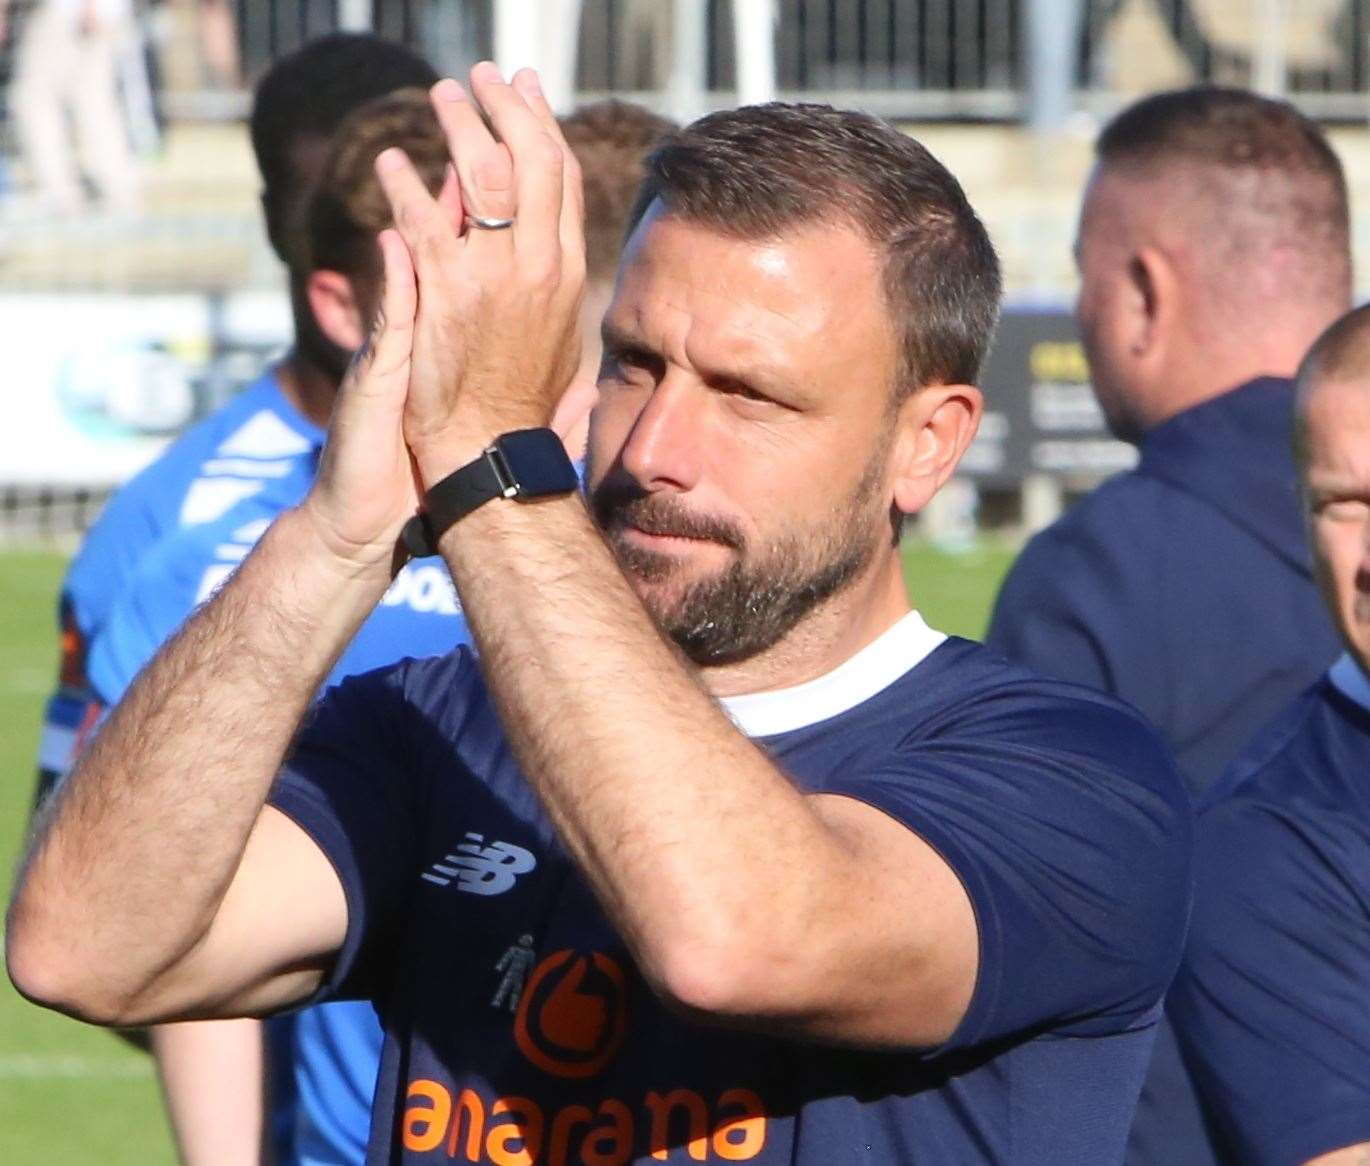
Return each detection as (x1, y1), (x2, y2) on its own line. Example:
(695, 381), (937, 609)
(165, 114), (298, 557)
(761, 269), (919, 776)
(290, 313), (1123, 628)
(274, 350), (339, 431)
(700, 555), (912, 699)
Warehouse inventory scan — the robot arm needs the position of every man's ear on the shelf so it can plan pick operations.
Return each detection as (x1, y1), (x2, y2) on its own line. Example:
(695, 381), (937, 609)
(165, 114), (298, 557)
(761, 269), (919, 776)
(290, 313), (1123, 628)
(1127, 245), (1178, 363)
(305, 269), (367, 354)
(889, 384), (984, 518)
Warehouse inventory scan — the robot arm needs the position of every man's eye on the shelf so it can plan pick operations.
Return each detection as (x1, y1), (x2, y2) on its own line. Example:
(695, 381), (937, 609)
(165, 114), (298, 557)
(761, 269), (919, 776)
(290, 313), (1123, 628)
(601, 350), (652, 380)
(614, 349), (658, 374)
(718, 379), (770, 404)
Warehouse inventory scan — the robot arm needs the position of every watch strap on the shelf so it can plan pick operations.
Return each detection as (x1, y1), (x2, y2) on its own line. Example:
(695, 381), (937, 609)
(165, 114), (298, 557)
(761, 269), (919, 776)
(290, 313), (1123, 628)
(400, 428), (575, 558)
(401, 450), (505, 558)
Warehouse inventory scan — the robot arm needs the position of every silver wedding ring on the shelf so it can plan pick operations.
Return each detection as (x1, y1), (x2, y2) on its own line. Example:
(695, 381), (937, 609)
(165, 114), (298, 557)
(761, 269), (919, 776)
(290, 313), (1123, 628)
(467, 215), (516, 231)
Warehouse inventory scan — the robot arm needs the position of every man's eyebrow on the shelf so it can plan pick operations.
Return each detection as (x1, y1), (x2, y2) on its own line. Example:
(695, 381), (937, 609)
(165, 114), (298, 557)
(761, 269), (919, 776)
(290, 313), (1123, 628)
(599, 320), (799, 401)
(600, 321), (651, 353)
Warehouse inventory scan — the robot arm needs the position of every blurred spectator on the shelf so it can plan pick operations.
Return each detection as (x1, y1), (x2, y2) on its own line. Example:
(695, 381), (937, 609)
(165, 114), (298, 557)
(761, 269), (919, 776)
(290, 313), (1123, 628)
(1170, 305), (1370, 1166)
(987, 86), (1351, 1166)
(421, 0), (480, 80)
(2, 0), (142, 214)
(196, 0), (239, 88)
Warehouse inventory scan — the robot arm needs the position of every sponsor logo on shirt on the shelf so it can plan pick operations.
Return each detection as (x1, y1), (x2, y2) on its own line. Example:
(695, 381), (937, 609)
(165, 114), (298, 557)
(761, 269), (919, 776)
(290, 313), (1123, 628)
(195, 555), (461, 616)
(514, 950), (629, 1079)
(421, 834), (537, 896)
(401, 1079), (768, 1162)
(381, 563), (463, 616)
(401, 948), (770, 1160)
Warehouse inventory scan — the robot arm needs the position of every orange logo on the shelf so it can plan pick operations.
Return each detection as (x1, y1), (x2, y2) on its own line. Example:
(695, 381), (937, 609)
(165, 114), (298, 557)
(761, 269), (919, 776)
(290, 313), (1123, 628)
(514, 949), (629, 1079)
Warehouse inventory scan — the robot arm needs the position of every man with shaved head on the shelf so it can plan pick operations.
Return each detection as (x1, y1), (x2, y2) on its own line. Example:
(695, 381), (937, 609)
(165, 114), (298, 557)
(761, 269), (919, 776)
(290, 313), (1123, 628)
(1168, 306), (1370, 1166)
(986, 87), (1350, 1164)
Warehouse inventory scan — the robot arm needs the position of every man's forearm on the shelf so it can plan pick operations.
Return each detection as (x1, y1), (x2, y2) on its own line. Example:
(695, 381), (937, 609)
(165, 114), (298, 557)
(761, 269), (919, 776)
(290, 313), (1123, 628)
(439, 495), (846, 1008)
(153, 1019), (267, 1166)
(7, 507), (384, 1022)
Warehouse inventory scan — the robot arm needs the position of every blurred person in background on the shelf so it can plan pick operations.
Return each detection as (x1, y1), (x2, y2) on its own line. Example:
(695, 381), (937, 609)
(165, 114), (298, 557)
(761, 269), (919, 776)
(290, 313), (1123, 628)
(196, 0), (240, 89)
(29, 31), (437, 815)
(23, 30), (440, 1165)
(986, 86), (1352, 1166)
(1169, 305), (1370, 1166)
(1, 0), (141, 214)
(89, 86), (462, 1166)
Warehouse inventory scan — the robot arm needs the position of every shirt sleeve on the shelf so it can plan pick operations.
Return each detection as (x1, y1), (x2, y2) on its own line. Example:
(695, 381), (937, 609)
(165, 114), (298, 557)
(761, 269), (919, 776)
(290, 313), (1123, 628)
(827, 691), (1193, 1053)
(268, 659), (447, 1003)
(1168, 798), (1370, 1166)
(63, 480), (164, 639)
(85, 534), (217, 706)
(86, 505), (277, 706)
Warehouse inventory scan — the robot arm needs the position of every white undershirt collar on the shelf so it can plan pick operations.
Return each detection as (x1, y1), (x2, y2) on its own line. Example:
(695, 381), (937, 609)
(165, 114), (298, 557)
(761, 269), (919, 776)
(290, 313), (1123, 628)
(718, 610), (948, 738)
(1329, 652), (1370, 713)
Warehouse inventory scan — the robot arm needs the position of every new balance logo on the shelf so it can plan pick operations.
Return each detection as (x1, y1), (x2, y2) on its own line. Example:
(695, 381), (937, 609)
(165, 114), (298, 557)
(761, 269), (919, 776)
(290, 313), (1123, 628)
(421, 833), (537, 896)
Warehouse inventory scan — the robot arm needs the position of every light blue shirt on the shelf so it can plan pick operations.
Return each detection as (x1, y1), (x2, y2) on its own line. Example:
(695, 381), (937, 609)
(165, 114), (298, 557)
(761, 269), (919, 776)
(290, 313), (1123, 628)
(85, 401), (471, 1166)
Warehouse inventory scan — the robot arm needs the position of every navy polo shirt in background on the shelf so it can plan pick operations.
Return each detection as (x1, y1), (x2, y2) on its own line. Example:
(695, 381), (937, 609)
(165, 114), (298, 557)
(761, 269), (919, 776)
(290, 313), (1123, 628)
(987, 376), (1338, 796)
(1169, 655), (1370, 1166)
(986, 376), (1341, 1166)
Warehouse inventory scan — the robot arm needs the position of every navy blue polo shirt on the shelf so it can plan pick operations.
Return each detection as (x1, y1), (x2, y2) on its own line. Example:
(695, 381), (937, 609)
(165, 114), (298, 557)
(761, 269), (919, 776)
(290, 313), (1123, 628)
(987, 377), (1339, 796)
(1168, 655), (1370, 1166)
(986, 377), (1341, 1166)
(270, 613), (1192, 1164)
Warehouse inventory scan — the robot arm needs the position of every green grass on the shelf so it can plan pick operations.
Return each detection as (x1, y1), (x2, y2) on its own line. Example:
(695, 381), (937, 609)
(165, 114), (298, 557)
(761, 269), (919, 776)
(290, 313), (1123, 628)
(0, 552), (177, 1166)
(0, 540), (1013, 1164)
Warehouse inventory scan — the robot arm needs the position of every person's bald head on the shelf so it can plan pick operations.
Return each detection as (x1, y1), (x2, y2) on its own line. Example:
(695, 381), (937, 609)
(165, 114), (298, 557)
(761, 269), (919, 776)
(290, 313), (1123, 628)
(1097, 87), (1349, 309)
(1294, 305), (1370, 673)
(1076, 87), (1351, 441)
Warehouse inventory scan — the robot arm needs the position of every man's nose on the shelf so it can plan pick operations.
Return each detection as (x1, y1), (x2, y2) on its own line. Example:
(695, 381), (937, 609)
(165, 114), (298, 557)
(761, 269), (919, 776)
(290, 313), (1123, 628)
(619, 375), (706, 492)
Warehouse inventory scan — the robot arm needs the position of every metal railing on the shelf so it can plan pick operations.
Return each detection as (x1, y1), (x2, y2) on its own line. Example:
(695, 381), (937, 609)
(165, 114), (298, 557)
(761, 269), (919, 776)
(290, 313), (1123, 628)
(220, 1), (1370, 122)
(4, 2), (1363, 132)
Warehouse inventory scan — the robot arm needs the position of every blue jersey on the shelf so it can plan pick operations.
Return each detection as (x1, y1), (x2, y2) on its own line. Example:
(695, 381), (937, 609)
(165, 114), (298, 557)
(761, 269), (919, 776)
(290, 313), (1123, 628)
(1168, 655), (1370, 1166)
(270, 615), (1192, 1165)
(40, 371), (324, 792)
(87, 475), (471, 1166)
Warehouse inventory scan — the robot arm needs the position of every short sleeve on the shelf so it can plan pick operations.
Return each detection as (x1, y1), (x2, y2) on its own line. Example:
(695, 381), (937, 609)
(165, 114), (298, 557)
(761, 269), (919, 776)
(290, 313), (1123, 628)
(63, 480), (164, 639)
(269, 663), (429, 1003)
(827, 694), (1192, 1053)
(1168, 798), (1370, 1166)
(87, 502), (279, 706)
(87, 576), (180, 706)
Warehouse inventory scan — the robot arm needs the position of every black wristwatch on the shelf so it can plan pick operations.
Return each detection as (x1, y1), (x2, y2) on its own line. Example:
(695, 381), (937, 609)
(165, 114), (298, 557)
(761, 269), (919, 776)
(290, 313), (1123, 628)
(401, 428), (579, 558)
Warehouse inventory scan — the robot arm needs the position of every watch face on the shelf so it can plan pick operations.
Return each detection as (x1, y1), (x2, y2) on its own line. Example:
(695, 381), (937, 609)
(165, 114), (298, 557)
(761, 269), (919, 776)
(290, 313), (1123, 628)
(497, 428), (580, 497)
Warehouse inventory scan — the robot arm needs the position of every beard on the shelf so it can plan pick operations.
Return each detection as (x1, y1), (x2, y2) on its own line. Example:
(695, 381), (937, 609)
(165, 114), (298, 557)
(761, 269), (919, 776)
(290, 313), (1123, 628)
(588, 455), (890, 666)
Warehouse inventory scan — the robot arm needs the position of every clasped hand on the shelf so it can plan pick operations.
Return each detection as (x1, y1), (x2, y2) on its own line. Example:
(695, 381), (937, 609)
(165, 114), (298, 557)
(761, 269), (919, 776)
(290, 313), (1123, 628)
(304, 63), (588, 573)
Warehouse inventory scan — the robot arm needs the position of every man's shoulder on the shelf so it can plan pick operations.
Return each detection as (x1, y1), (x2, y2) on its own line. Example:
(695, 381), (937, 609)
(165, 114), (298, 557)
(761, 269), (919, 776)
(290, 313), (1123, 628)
(123, 376), (294, 492)
(1189, 681), (1370, 941)
(74, 375), (298, 548)
(1015, 468), (1183, 562)
(1199, 681), (1370, 846)
(886, 638), (1182, 789)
